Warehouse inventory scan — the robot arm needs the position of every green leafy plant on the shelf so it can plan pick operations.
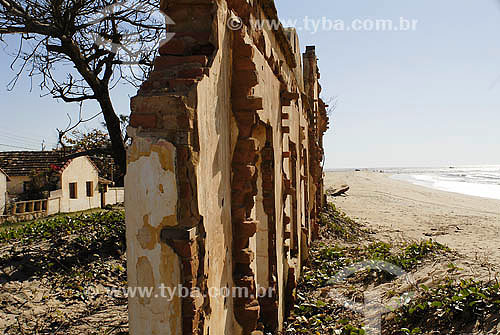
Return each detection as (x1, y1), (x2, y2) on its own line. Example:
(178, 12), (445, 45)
(0, 210), (125, 277)
(320, 203), (367, 241)
(391, 278), (500, 334)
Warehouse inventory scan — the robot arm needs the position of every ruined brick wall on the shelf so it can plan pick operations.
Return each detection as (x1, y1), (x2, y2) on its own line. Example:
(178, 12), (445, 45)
(125, 1), (329, 334)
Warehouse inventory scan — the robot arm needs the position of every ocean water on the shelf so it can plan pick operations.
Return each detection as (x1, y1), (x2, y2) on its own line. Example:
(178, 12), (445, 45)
(387, 165), (500, 200)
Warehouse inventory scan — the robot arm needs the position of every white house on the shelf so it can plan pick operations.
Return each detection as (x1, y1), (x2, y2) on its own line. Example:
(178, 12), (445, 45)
(0, 168), (8, 215)
(49, 156), (102, 214)
(0, 151), (123, 216)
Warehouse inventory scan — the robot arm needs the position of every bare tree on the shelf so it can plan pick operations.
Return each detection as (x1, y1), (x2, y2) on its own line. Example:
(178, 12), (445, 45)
(56, 108), (101, 150)
(0, 0), (168, 182)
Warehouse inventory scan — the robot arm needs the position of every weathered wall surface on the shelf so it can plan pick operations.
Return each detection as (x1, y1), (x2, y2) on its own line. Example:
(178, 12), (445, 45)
(47, 189), (62, 216)
(125, 0), (329, 334)
(0, 170), (6, 214)
(6, 175), (30, 196)
(125, 139), (182, 335)
(104, 187), (125, 206)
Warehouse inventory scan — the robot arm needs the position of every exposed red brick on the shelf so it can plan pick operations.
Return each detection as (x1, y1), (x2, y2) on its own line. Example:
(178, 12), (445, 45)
(234, 300), (260, 334)
(167, 78), (197, 92)
(235, 248), (254, 264)
(160, 38), (186, 55)
(177, 146), (189, 162)
(233, 96), (263, 110)
(129, 113), (158, 129)
(232, 70), (258, 88)
(232, 178), (253, 193)
(237, 122), (254, 139)
(284, 267), (297, 317)
(176, 113), (191, 128)
(179, 182), (192, 201)
(233, 164), (256, 179)
(235, 220), (257, 238)
(282, 91), (300, 101)
(231, 192), (247, 208)
(231, 207), (247, 222)
(178, 67), (206, 79)
(234, 236), (249, 250)
(234, 110), (256, 126)
(174, 31), (211, 42)
(154, 55), (209, 69)
(172, 240), (197, 258)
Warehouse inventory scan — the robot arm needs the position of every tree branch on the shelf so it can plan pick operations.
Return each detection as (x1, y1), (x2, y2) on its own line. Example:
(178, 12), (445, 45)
(0, 27), (30, 33)
(0, 0), (163, 176)
(55, 93), (96, 103)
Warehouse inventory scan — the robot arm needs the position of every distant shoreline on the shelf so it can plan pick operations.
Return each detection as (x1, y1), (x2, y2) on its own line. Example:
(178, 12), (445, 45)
(325, 171), (500, 263)
(326, 165), (500, 201)
(325, 164), (500, 172)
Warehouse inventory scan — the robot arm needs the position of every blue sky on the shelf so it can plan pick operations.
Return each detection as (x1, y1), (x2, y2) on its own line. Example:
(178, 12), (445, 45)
(275, 0), (500, 168)
(1, 0), (500, 168)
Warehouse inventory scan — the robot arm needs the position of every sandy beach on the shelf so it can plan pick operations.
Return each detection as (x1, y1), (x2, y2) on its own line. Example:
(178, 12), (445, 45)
(325, 171), (500, 264)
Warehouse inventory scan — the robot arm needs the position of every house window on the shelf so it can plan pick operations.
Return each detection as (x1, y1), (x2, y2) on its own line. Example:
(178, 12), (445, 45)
(23, 181), (30, 193)
(69, 182), (78, 199)
(86, 181), (94, 197)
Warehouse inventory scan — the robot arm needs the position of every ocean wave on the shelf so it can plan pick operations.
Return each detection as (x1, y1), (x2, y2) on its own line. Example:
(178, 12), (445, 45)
(389, 165), (500, 200)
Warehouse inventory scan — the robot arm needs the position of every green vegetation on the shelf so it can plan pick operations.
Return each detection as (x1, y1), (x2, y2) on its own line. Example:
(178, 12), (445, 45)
(287, 203), (500, 334)
(0, 210), (124, 243)
(301, 239), (448, 291)
(364, 239), (449, 272)
(286, 203), (452, 335)
(388, 278), (500, 334)
(0, 210), (125, 276)
(0, 207), (108, 232)
(320, 203), (367, 241)
(0, 209), (127, 334)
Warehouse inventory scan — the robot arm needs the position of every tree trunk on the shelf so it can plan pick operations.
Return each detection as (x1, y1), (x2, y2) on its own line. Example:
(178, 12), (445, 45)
(98, 93), (127, 186)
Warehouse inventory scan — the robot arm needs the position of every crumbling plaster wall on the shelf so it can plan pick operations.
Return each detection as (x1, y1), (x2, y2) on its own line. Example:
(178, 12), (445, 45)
(0, 171), (6, 214)
(126, 140), (182, 335)
(125, 1), (329, 334)
(194, 3), (241, 334)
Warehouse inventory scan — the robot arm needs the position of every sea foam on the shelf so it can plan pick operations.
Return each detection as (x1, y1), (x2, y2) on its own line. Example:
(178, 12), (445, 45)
(389, 165), (500, 200)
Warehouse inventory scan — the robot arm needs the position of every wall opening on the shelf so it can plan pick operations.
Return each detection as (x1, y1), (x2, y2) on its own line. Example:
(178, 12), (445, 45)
(69, 182), (77, 199)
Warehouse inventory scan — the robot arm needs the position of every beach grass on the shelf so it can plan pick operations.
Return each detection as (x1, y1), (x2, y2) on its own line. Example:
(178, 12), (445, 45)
(286, 202), (500, 335)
